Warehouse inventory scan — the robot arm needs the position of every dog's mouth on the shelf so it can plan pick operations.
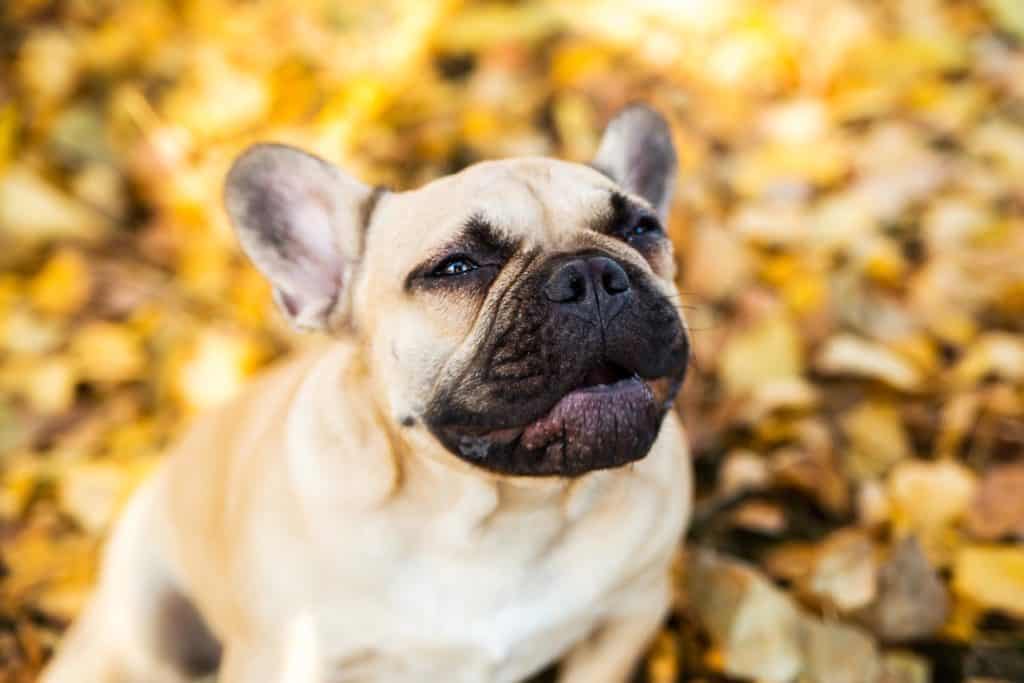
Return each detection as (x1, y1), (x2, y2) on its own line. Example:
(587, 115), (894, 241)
(576, 361), (635, 390)
(434, 361), (681, 477)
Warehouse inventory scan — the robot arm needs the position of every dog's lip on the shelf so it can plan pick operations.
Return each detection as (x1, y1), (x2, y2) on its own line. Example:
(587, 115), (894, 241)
(440, 372), (674, 442)
(520, 375), (651, 450)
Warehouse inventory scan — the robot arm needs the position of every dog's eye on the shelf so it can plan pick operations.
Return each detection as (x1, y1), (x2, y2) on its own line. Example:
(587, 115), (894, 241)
(431, 255), (479, 277)
(624, 216), (662, 241)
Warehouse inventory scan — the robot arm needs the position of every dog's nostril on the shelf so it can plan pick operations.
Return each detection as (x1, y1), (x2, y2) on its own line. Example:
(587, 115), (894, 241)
(544, 262), (590, 303)
(602, 268), (629, 295)
(569, 273), (586, 299)
(592, 257), (630, 296)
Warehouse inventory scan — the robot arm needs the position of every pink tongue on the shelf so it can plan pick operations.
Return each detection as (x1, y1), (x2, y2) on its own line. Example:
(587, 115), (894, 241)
(521, 379), (652, 451)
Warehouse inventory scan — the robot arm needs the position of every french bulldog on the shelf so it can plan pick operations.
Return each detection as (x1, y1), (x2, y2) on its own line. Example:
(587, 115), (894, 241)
(42, 105), (691, 683)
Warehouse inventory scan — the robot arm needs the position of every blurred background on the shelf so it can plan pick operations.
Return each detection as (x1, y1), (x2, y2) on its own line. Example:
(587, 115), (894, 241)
(2, 0), (1024, 681)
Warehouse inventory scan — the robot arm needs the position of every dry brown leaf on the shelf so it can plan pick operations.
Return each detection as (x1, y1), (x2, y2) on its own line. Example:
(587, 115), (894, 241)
(865, 536), (950, 641)
(965, 463), (1024, 541)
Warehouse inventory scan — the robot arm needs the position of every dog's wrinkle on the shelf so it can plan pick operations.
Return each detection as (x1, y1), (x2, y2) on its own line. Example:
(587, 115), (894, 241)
(474, 247), (542, 367)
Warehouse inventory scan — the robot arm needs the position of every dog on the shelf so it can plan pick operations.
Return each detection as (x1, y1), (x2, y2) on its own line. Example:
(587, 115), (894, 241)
(41, 105), (691, 683)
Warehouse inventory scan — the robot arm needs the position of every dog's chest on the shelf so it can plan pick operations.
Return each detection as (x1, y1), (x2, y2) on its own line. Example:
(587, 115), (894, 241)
(292, 470), (675, 682)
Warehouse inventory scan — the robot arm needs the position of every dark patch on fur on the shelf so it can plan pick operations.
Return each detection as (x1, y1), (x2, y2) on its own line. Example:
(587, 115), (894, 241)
(423, 248), (688, 476)
(155, 590), (221, 677)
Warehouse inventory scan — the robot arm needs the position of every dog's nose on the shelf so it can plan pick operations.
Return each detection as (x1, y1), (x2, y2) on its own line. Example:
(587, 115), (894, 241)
(543, 256), (631, 322)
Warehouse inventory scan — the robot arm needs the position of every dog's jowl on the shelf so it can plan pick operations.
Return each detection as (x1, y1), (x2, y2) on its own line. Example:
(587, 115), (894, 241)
(42, 105), (692, 683)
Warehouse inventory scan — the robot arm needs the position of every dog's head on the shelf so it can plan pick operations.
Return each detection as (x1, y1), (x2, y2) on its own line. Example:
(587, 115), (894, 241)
(225, 106), (688, 477)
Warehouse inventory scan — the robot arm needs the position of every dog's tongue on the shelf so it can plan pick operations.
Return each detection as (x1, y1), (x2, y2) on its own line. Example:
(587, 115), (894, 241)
(521, 378), (655, 452)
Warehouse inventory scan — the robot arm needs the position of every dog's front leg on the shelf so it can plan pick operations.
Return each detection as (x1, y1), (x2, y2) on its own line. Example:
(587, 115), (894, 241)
(220, 628), (327, 683)
(557, 584), (671, 683)
(220, 641), (280, 682)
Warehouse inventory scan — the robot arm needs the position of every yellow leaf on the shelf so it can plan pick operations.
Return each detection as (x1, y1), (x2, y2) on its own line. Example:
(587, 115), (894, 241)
(985, 0), (1024, 40)
(889, 460), (977, 539)
(950, 332), (1024, 388)
(59, 462), (131, 534)
(461, 107), (502, 147)
(0, 102), (17, 171)
(71, 322), (146, 384)
(28, 249), (92, 316)
(841, 401), (911, 480)
(551, 43), (611, 88)
(24, 357), (76, 416)
(719, 314), (804, 396)
(953, 546), (1024, 617)
(0, 165), (107, 245)
(862, 239), (907, 287)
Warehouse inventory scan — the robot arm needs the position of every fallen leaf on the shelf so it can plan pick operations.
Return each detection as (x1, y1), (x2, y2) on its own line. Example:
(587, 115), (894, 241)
(70, 321), (145, 384)
(817, 334), (923, 391)
(719, 449), (770, 495)
(0, 166), (107, 246)
(808, 529), (877, 612)
(880, 651), (931, 683)
(23, 357), (76, 416)
(865, 536), (950, 641)
(803, 619), (881, 683)
(719, 314), (804, 396)
(841, 400), (912, 480)
(984, 0), (1024, 42)
(888, 460), (976, 540)
(730, 501), (787, 535)
(28, 249), (92, 316)
(687, 551), (804, 682)
(951, 333), (1024, 388)
(965, 463), (1024, 541)
(59, 462), (130, 534)
(772, 446), (850, 515)
(953, 546), (1024, 618)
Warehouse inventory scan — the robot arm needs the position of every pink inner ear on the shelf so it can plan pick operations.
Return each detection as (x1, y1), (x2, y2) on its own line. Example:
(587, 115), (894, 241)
(274, 186), (344, 300)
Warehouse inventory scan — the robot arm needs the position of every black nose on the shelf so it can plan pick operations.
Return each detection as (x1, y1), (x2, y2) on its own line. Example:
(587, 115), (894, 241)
(543, 256), (631, 322)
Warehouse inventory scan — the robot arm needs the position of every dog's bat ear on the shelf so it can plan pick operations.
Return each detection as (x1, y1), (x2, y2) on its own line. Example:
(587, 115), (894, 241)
(593, 105), (677, 221)
(224, 144), (376, 332)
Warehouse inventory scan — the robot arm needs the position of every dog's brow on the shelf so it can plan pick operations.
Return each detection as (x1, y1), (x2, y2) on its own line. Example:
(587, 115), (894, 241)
(590, 190), (648, 234)
(403, 214), (520, 291)
(458, 213), (519, 255)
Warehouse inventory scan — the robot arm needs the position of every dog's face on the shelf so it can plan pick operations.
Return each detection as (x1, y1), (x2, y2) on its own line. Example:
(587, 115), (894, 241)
(225, 106), (689, 477)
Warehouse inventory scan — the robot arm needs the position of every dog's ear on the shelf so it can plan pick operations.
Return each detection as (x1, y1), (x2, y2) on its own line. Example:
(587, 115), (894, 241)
(593, 105), (677, 220)
(224, 144), (377, 332)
